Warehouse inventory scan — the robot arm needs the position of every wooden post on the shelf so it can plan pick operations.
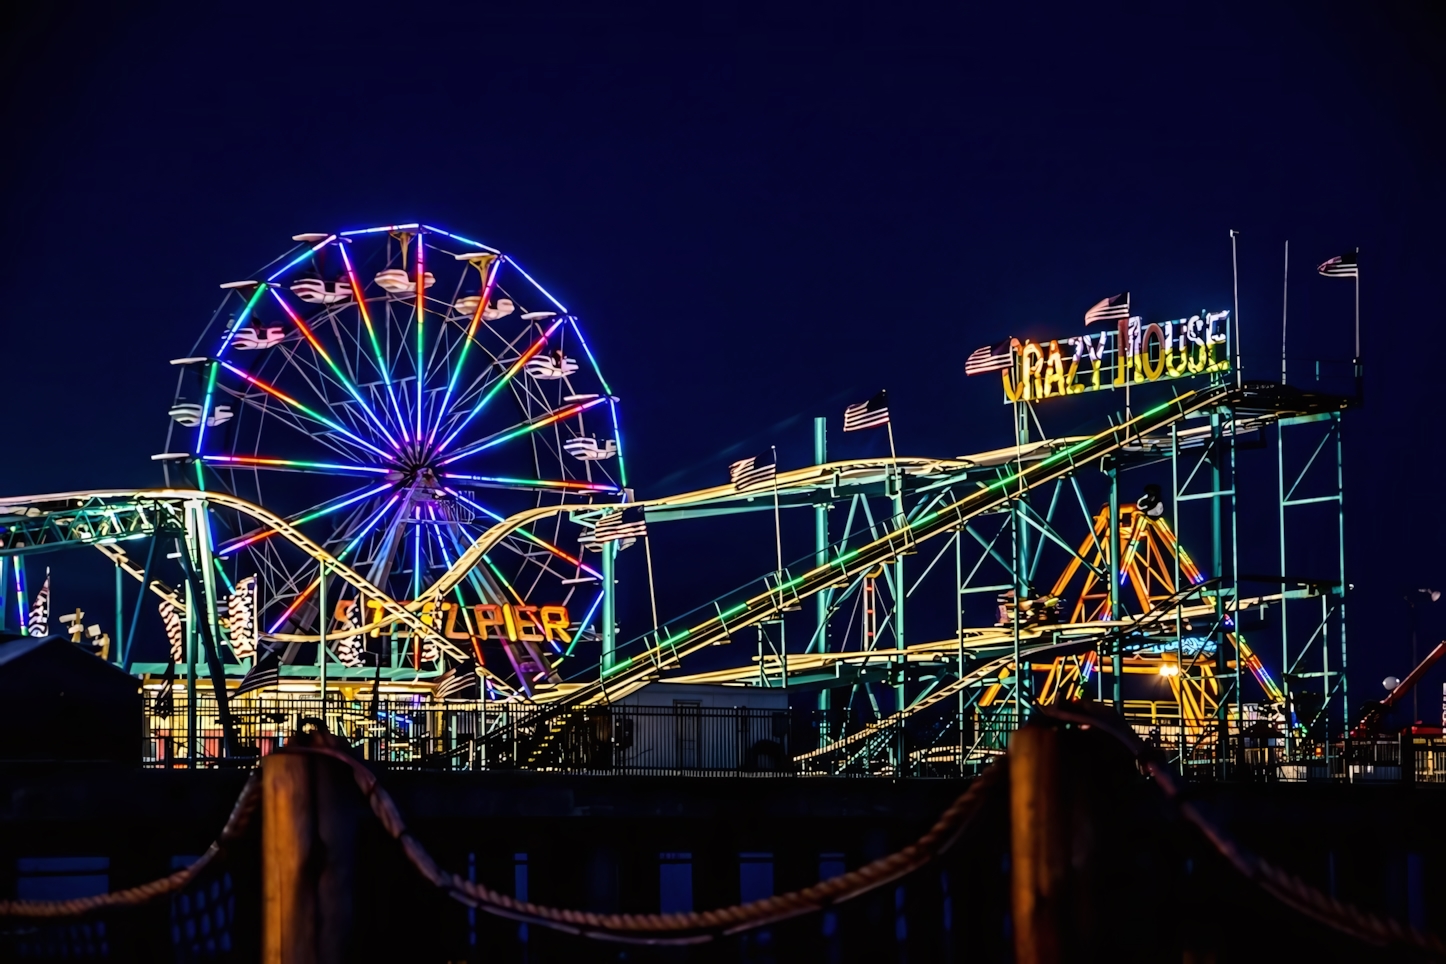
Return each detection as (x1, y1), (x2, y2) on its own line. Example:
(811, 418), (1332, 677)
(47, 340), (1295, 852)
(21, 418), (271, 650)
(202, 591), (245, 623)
(1010, 724), (1066, 964)
(262, 734), (358, 963)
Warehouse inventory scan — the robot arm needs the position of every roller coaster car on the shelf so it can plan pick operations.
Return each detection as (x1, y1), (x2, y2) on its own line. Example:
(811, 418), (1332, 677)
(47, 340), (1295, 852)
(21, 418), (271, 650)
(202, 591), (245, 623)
(1349, 640), (1446, 739)
(995, 591), (1062, 628)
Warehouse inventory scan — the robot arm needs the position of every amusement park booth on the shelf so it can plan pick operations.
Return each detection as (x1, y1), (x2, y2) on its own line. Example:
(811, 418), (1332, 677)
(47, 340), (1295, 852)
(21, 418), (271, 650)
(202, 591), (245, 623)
(0, 634), (143, 764)
(607, 683), (791, 772)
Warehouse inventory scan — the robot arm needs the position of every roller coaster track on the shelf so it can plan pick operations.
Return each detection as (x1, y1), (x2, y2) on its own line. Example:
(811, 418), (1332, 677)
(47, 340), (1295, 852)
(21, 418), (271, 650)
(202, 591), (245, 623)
(0, 382), (1339, 722)
(660, 589), (1281, 688)
(787, 580), (1241, 763)
(0, 489), (522, 697)
(499, 384), (1243, 711)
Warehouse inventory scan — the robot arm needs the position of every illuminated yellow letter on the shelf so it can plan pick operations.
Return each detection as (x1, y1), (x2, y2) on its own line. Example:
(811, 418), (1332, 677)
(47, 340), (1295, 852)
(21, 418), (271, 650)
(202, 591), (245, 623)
(1021, 341), (1044, 400)
(1041, 341), (1067, 397)
(539, 605), (573, 644)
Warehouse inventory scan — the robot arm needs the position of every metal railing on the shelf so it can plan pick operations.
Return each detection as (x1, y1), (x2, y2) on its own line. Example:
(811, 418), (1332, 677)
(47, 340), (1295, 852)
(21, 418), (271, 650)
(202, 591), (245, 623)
(140, 695), (1446, 781)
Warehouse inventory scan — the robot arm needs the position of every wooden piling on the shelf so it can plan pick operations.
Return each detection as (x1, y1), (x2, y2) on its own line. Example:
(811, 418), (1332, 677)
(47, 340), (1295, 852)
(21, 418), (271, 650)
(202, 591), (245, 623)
(262, 735), (358, 964)
(1010, 724), (1067, 964)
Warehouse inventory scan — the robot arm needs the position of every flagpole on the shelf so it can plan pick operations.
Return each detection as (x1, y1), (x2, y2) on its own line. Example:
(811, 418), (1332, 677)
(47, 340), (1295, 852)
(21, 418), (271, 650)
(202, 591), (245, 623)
(770, 445), (784, 608)
(642, 533), (662, 665)
(885, 420), (899, 487)
(1282, 239), (1289, 385)
(886, 403), (907, 729)
(883, 391), (902, 539)
(1354, 245), (1361, 395)
(1354, 245), (1360, 360)
(1230, 229), (1242, 389)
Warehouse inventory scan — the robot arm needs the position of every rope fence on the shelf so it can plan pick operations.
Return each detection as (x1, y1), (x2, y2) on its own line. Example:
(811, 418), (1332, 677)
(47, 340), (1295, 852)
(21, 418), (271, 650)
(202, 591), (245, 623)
(1038, 702), (1446, 958)
(0, 771), (260, 919)
(0, 712), (1441, 958)
(289, 741), (1005, 945)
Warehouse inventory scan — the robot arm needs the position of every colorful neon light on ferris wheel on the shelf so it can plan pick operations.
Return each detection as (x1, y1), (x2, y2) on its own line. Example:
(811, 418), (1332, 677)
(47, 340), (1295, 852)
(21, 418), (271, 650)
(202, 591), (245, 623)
(183, 223), (626, 698)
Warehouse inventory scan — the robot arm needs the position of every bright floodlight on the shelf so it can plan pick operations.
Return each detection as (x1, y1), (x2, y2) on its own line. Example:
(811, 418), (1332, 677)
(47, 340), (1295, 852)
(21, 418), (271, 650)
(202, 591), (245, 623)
(1383, 676), (1401, 691)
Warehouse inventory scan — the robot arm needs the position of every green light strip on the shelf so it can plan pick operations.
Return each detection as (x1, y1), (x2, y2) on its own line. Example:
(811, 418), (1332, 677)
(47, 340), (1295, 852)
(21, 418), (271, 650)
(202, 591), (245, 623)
(598, 384), (1225, 692)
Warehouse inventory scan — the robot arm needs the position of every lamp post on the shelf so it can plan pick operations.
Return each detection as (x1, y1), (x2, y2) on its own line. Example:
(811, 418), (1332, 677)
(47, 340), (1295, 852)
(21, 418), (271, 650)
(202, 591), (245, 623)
(1407, 588), (1440, 723)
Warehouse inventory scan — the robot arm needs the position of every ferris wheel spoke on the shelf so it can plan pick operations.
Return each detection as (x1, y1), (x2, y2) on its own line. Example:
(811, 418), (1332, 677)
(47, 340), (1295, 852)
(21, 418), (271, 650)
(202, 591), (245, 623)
(425, 254), (501, 450)
(195, 283), (269, 462)
(439, 471), (618, 495)
(216, 481), (395, 557)
(266, 343), (365, 439)
(435, 316), (567, 455)
(420, 314), (474, 445)
(413, 237), (428, 445)
(262, 233), (338, 283)
(505, 368), (568, 422)
(266, 492), (403, 634)
(229, 393), (368, 463)
(434, 518), (510, 611)
(219, 361), (394, 461)
(339, 242), (410, 439)
(444, 487), (601, 579)
(494, 535), (573, 591)
(436, 395), (609, 467)
(223, 368), (372, 460)
(269, 288), (403, 451)
(200, 454), (388, 477)
(435, 318), (542, 435)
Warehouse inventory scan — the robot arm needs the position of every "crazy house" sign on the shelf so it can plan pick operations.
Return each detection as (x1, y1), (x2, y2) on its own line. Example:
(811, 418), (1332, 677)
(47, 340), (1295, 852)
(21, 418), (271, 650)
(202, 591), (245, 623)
(1000, 310), (1231, 403)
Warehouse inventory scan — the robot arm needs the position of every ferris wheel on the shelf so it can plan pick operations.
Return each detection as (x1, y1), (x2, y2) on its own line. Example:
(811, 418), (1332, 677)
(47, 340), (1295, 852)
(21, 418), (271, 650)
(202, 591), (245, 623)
(162, 224), (625, 697)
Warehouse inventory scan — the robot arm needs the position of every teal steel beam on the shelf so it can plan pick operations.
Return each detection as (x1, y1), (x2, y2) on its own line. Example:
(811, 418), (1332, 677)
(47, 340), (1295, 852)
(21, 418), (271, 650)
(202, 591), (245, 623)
(814, 417), (832, 730)
(601, 541), (617, 674)
(122, 532), (161, 675)
(1334, 413), (1349, 739)
(114, 561), (123, 667)
(183, 568), (197, 767)
(645, 503), (811, 523)
(178, 512), (240, 758)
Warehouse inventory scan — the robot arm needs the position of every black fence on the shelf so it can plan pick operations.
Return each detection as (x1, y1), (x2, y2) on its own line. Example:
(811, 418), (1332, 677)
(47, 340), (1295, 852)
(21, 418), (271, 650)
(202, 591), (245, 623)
(140, 696), (1446, 782)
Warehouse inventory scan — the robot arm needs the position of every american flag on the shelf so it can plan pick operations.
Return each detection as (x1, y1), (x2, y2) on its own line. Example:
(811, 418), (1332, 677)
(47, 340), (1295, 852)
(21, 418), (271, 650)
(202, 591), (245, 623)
(436, 658), (480, 701)
(234, 646), (281, 697)
(1317, 252), (1358, 278)
(843, 390), (890, 432)
(26, 568), (50, 637)
(1084, 292), (1130, 325)
(729, 448), (777, 491)
(592, 506), (648, 544)
(160, 599), (184, 662)
(335, 600), (365, 668)
(965, 340), (1014, 376)
(154, 660), (176, 718)
(222, 576), (257, 661)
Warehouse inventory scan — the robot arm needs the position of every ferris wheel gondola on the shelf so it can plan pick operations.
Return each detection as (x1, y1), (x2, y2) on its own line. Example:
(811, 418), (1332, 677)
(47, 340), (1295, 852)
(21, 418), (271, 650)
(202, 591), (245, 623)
(164, 224), (627, 697)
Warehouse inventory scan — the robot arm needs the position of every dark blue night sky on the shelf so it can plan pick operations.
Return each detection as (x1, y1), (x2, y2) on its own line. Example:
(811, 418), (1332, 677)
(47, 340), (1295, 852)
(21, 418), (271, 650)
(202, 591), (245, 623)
(2, 2), (1442, 716)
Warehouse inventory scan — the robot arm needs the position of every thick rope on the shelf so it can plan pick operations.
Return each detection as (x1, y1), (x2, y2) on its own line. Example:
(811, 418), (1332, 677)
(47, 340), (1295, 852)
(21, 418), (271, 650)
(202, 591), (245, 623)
(1037, 702), (1446, 959)
(0, 771), (261, 919)
(282, 744), (1005, 945)
(3, 717), (1438, 959)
